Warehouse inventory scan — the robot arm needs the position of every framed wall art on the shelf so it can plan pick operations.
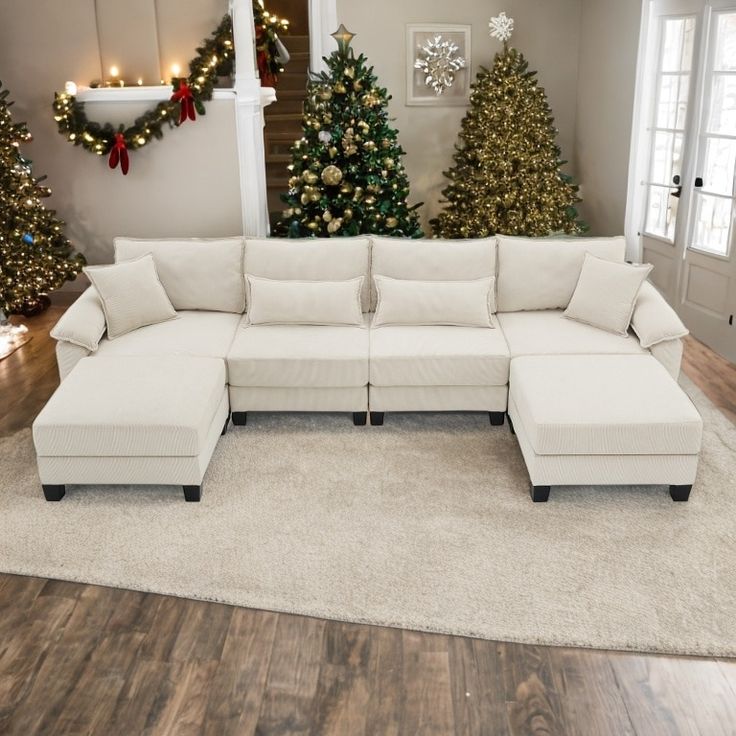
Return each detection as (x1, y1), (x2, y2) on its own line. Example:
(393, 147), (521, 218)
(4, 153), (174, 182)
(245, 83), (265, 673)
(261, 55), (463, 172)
(406, 24), (471, 106)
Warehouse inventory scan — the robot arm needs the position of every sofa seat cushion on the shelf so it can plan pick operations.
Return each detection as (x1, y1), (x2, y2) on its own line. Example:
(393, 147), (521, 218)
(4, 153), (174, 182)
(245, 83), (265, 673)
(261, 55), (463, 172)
(497, 310), (647, 358)
(509, 355), (702, 456)
(227, 316), (370, 388)
(33, 356), (226, 457)
(94, 311), (242, 361)
(369, 320), (510, 387)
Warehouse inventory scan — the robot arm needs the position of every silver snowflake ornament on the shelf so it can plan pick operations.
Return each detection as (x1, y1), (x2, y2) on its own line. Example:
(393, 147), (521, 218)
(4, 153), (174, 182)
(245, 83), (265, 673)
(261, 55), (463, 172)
(414, 35), (467, 96)
(489, 12), (514, 43)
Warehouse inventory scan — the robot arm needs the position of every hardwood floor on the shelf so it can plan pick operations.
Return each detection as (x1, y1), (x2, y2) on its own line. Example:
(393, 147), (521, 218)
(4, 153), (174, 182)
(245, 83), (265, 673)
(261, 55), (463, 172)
(1, 308), (736, 735)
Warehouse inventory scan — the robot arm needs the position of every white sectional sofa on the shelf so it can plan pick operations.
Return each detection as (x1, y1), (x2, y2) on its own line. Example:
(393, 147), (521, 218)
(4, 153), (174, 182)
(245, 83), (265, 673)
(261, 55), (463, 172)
(36, 233), (700, 502)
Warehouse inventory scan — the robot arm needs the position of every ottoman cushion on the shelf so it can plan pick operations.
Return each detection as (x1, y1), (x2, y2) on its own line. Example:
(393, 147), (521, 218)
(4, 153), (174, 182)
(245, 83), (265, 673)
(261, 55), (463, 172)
(33, 356), (226, 457)
(509, 355), (702, 456)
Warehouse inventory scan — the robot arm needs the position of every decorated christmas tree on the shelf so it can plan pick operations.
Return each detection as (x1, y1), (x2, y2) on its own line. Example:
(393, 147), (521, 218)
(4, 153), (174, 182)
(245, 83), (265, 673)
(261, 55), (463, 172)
(1, 80), (85, 315)
(431, 13), (584, 238)
(277, 25), (422, 238)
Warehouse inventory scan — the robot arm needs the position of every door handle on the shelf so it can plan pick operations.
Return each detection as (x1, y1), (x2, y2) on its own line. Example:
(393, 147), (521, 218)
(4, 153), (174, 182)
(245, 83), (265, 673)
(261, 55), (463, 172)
(695, 176), (704, 188)
(671, 174), (682, 199)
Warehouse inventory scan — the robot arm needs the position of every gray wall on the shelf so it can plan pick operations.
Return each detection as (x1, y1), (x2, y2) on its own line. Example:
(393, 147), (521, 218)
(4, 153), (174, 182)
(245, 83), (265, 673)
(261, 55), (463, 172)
(575, 0), (644, 236)
(338, 0), (583, 234)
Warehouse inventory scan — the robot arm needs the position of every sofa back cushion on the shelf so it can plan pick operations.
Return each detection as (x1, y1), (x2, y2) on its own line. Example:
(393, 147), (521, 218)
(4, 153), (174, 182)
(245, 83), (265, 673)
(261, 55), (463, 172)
(370, 237), (497, 312)
(496, 235), (626, 312)
(114, 237), (245, 313)
(244, 238), (372, 311)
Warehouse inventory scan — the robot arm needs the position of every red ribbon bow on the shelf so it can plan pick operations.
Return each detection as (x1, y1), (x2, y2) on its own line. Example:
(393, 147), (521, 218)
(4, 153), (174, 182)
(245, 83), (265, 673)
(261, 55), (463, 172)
(108, 132), (129, 175)
(171, 80), (196, 124)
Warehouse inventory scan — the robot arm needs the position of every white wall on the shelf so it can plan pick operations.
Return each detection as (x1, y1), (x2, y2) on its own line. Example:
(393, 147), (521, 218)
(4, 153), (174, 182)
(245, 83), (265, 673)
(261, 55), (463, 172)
(575, 0), (644, 236)
(337, 0), (583, 234)
(0, 0), (241, 272)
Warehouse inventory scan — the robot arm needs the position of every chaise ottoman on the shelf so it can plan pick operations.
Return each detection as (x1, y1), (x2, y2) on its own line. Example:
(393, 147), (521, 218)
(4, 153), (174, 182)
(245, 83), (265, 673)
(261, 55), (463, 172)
(33, 356), (230, 502)
(507, 355), (703, 502)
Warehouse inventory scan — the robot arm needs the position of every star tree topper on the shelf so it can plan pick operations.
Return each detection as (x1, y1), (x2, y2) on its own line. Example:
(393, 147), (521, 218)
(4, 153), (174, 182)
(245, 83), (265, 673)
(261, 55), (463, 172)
(489, 12), (514, 43)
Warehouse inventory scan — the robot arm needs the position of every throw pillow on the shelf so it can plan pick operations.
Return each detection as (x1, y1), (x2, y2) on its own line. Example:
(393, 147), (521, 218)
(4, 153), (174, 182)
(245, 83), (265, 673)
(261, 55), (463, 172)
(84, 254), (177, 340)
(246, 276), (364, 326)
(373, 276), (495, 328)
(564, 254), (652, 335)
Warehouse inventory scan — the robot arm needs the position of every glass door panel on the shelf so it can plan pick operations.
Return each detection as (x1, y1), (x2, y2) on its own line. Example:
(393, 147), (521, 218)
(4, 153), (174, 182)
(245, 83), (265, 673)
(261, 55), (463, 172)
(643, 16), (697, 242)
(690, 10), (736, 255)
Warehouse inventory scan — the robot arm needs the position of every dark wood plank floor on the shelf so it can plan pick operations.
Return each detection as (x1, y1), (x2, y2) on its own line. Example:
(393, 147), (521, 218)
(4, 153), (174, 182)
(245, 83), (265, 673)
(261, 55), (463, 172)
(1, 306), (735, 735)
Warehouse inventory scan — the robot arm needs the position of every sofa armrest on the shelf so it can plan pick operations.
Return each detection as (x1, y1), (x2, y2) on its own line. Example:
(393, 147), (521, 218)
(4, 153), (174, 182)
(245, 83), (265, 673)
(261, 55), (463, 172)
(49, 287), (106, 352)
(649, 338), (684, 380)
(631, 281), (688, 349)
(56, 341), (91, 381)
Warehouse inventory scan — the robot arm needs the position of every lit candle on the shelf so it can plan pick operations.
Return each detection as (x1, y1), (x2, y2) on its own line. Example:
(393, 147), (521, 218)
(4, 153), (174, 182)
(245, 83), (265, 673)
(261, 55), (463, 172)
(171, 63), (181, 77)
(64, 81), (78, 96)
(110, 65), (119, 79)
(137, 77), (144, 86)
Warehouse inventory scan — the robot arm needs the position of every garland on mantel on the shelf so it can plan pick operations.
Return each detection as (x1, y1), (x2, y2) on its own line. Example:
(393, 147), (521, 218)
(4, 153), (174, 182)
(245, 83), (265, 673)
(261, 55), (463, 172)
(52, 4), (288, 176)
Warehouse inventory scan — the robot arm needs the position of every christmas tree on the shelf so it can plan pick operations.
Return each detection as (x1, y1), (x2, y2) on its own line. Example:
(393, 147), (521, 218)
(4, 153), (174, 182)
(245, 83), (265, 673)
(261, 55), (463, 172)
(1, 80), (85, 315)
(431, 13), (584, 239)
(276, 25), (422, 238)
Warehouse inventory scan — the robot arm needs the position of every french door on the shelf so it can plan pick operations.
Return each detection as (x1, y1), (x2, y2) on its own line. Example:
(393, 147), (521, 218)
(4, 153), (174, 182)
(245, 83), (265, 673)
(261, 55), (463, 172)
(637, 0), (736, 362)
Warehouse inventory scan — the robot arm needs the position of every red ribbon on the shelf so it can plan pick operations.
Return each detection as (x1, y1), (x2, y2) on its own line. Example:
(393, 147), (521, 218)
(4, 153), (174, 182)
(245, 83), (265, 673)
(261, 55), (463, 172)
(171, 80), (196, 124)
(108, 132), (129, 175)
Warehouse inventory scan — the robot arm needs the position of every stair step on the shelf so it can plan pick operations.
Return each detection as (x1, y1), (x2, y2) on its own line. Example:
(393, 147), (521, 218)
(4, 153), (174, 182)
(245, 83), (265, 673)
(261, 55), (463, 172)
(278, 74), (309, 92)
(266, 153), (292, 163)
(281, 35), (309, 53)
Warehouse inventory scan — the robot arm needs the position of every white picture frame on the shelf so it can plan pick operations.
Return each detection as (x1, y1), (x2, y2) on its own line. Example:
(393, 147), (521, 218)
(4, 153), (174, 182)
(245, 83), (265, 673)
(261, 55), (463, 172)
(406, 24), (472, 107)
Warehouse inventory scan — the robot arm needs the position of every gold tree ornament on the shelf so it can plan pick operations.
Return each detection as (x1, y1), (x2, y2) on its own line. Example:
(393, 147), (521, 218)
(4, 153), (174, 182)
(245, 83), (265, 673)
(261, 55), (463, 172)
(331, 24), (356, 56)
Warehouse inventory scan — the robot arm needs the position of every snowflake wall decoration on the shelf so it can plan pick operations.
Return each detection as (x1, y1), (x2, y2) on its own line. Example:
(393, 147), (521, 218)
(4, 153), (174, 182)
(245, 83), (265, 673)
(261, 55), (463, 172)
(414, 35), (467, 96)
(489, 12), (514, 43)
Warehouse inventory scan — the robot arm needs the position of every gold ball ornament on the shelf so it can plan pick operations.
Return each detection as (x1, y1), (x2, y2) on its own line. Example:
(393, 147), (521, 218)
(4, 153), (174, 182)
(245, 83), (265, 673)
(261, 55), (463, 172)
(381, 138), (391, 149)
(319, 87), (333, 101)
(302, 171), (319, 185)
(343, 208), (354, 221)
(363, 141), (376, 151)
(329, 146), (339, 158)
(327, 218), (343, 234)
(334, 82), (347, 94)
(364, 195), (376, 206)
(340, 182), (354, 194)
(322, 211), (333, 222)
(386, 217), (399, 229)
(321, 165), (344, 186)
(345, 67), (355, 79)
(307, 221), (320, 231)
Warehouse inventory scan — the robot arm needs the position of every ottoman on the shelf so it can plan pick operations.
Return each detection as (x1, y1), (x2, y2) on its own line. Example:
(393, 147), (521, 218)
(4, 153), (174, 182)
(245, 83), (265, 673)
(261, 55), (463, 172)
(507, 355), (703, 502)
(33, 356), (230, 502)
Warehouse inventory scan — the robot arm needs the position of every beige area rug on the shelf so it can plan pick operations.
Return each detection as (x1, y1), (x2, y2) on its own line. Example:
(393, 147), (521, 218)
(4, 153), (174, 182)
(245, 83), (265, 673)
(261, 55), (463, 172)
(1, 377), (735, 657)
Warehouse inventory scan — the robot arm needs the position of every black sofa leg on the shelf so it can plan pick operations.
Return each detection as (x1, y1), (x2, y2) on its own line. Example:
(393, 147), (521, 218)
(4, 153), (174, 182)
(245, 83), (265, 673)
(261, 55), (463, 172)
(232, 412), (247, 426)
(670, 484), (692, 502)
(531, 485), (551, 503)
(489, 412), (505, 427)
(183, 485), (201, 502)
(353, 412), (367, 426)
(221, 413), (231, 435)
(43, 484), (65, 502)
(370, 412), (385, 426)
(508, 414), (516, 435)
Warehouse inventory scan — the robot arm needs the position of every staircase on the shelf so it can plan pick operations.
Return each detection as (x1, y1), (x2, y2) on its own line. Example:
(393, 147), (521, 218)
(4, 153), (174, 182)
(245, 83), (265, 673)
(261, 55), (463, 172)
(265, 34), (310, 223)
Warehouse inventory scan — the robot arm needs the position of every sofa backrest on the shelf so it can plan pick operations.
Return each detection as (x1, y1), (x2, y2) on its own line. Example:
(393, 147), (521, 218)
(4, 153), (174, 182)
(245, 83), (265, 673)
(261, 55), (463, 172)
(245, 238), (372, 311)
(114, 237), (246, 313)
(370, 237), (497, 312)
(496, 236), (627, 312)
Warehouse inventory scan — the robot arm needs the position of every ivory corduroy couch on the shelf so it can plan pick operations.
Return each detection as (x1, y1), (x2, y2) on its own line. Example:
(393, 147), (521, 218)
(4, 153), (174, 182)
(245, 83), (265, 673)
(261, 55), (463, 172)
(33, 234), (702, 502)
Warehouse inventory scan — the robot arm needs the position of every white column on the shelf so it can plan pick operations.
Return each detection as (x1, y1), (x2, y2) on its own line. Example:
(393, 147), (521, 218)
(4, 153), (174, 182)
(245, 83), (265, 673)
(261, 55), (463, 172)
(308, 0), (338, 74)
(230, 0), (274, 236)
